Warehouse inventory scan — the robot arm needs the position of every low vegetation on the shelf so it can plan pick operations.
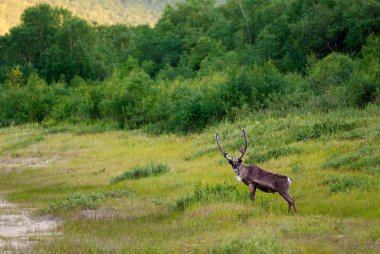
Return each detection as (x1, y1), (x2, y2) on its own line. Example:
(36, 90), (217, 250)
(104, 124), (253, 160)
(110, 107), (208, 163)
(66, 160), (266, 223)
(323, 145), (380, 172)
(0, 106), (378, 253)
(42, 190), (131, 214)
(110, 163), (170, 183)
(324, 176), (369, 193)
(174, 183), (247, 211)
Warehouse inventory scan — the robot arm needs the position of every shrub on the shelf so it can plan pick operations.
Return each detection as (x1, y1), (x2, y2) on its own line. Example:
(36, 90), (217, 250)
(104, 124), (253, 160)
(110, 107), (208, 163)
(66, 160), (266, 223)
(110, 163), (170, 183)
(307, 53), (356, 95)
(24, 73), (54, 122)
(0, 84), (28, 125)
(99, 71), (154, 129)
(350, 35), (380, 107)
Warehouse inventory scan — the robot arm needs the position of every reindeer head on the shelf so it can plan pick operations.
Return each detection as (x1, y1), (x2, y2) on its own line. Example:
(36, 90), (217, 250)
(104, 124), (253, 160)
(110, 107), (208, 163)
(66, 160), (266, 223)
(215, 129), (248, 174)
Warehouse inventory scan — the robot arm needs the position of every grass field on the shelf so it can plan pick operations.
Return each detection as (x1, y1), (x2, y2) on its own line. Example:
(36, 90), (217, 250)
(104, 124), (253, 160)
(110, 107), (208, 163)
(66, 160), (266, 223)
(0, 105), (379, 253)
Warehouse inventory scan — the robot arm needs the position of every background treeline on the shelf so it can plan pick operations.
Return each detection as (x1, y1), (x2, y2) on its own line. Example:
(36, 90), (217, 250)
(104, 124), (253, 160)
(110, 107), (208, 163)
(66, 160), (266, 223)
(0, 0), (379, 132)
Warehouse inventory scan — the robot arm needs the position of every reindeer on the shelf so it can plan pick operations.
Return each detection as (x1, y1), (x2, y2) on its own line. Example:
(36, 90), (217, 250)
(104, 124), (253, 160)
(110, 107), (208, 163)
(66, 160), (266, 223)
(215, 129), (297, 214)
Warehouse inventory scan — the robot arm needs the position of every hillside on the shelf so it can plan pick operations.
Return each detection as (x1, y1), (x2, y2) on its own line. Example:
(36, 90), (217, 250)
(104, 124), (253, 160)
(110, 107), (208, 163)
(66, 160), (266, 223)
(0, 0), (183, 35)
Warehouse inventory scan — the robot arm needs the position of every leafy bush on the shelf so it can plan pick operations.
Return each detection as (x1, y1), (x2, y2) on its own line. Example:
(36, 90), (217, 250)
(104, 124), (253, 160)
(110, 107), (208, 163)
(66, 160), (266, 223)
(307, 53), (356, 95)
(349, 35), (380, 107)
(174, 183), (247, 211)
(110, 163), (170, 183)
(23, 73), (54, 122)
(0, 84), (27, 125)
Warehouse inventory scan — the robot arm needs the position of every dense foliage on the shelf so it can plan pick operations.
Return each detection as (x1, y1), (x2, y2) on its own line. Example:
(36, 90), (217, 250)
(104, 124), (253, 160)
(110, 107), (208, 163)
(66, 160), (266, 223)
(0, 0), (379, 132)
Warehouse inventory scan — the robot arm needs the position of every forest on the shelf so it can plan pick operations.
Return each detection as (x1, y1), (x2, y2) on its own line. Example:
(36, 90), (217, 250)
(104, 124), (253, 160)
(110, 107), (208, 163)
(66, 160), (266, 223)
(0, 0), (379, 132)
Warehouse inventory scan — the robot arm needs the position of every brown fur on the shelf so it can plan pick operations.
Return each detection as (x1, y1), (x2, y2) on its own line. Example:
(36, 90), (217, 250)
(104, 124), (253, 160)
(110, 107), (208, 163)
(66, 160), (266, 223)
(216, 130), (297, 214)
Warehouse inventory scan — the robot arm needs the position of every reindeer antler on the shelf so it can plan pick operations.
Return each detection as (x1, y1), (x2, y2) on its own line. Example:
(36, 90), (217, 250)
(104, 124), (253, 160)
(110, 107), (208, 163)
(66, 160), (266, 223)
(215, 132), (233, 161)
(237, 129), (248, 160)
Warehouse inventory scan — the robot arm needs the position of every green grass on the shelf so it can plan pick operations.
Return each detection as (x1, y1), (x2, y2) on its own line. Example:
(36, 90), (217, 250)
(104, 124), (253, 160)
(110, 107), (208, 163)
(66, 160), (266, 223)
(174, 183), (247, 211)
(323, 145), (380, 172)
(41, 189), (132, 214)
(324, 175), (370, 193)
(0, 105), (379, 253)
(110, 163), (170, 183)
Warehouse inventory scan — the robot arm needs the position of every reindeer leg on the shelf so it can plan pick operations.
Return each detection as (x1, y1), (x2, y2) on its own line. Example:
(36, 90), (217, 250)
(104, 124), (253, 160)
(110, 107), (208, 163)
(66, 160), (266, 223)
(249, 184), (256, 203)
(290, 195), (298, 214)
(280, 192), (297, 214)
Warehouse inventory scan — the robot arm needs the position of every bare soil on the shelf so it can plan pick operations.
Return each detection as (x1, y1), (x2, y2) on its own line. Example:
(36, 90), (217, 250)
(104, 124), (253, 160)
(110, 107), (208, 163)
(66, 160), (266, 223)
(0, 198), (59, 252)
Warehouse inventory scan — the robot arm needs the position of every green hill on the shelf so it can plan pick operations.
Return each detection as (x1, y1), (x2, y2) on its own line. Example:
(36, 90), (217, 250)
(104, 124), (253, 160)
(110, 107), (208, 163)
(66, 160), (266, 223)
(0, 0), (183, 35)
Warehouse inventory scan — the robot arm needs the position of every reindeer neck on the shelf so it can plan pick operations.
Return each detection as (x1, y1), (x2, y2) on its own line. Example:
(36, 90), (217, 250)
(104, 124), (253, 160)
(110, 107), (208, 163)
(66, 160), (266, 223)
(235, 164), (249, 183)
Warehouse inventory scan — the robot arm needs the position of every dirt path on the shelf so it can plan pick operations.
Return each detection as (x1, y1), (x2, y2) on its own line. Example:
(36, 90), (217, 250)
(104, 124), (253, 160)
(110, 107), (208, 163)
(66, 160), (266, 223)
(0, 198), (59, 252)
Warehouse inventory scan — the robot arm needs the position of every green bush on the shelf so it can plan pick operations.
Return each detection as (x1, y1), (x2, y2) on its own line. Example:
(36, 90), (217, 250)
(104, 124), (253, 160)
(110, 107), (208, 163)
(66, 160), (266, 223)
(349, 35), (380, 107)
(99, 70), (154, 129)
(24, 73), (54, 122)
(308, 53), (357, 95)
(110, 163), (170, 183)
(0, 84), (27, 125)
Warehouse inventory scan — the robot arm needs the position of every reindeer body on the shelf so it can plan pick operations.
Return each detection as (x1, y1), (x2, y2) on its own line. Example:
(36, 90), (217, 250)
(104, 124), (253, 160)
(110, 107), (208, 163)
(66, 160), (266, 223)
(236, 164), (290, 193)
(216, 130), (297, 214)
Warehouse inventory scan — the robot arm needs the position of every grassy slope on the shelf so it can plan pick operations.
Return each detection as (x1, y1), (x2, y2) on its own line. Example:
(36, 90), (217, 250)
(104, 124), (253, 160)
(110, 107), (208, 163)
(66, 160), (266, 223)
(0, 105), (379, 253)
(0, 0), (182, 35)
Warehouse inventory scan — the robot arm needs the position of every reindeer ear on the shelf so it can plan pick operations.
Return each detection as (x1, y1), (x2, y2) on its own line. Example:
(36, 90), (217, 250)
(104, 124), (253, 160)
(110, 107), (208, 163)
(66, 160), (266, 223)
(238, 158), (243, 164)
(228, 160), (234, 165)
